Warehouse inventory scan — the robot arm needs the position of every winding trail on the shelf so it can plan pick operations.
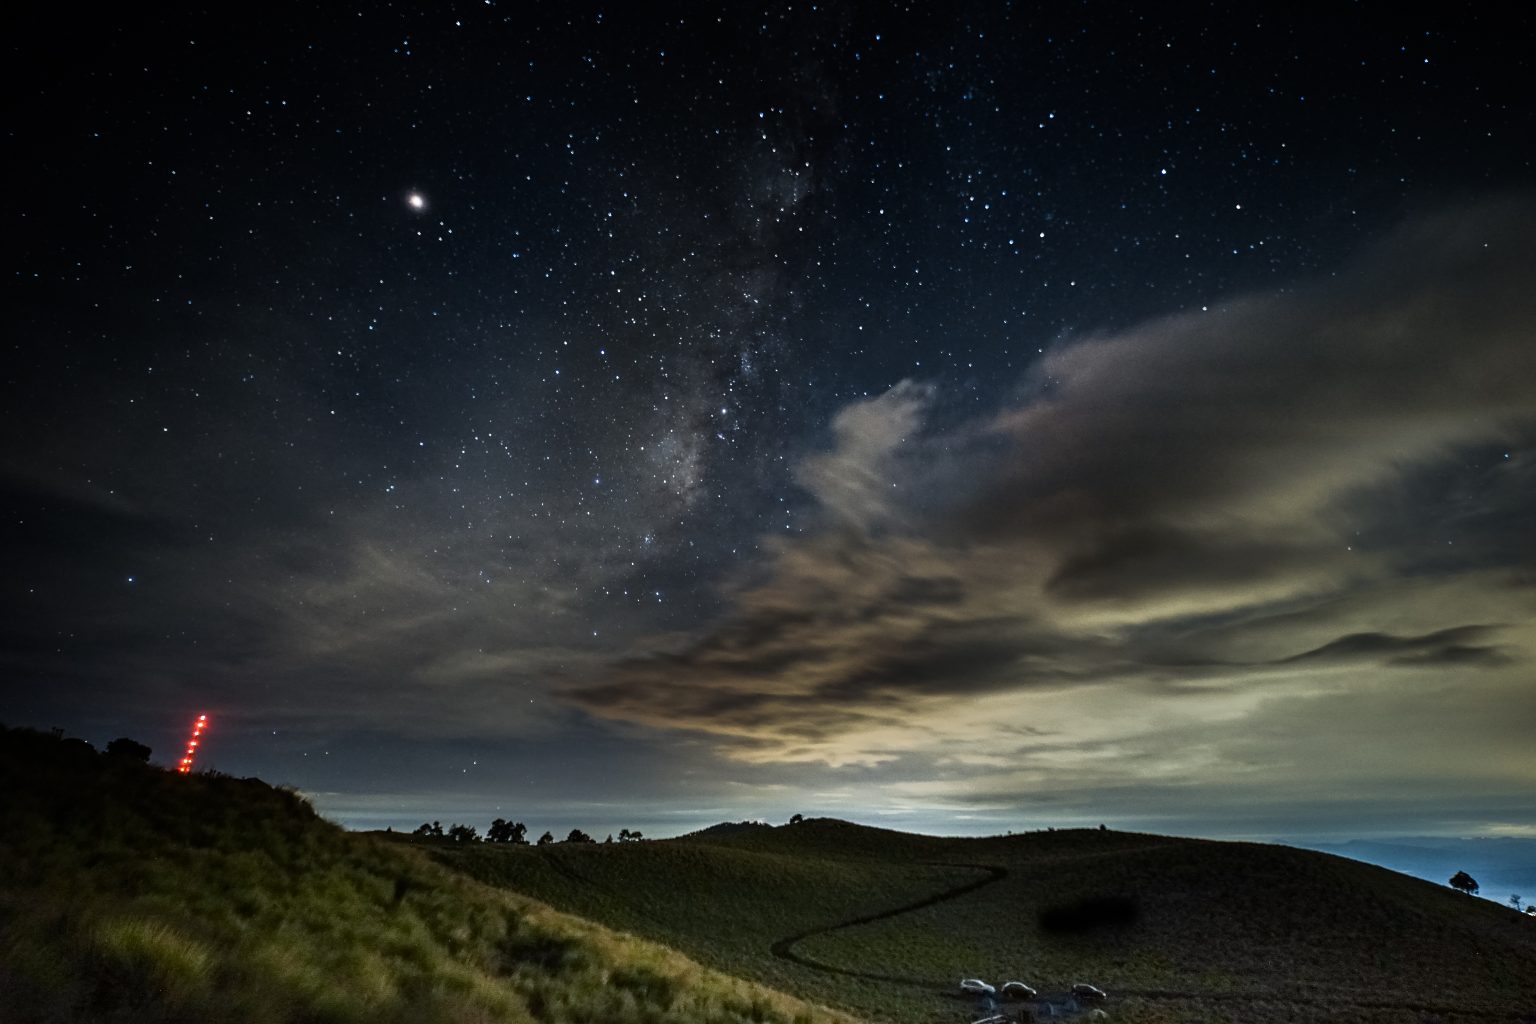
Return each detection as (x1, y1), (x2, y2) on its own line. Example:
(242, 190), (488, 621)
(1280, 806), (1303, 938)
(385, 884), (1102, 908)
(770, 869), (1533, 1021)
(768, 862), (1008, 988)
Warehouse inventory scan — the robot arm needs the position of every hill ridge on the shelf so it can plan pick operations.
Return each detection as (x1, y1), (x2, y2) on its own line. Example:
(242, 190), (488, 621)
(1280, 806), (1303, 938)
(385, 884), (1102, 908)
(436, 809), (1536, 1023)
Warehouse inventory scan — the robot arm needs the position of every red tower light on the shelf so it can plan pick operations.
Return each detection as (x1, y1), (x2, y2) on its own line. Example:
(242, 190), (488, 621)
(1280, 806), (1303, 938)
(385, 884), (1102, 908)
(177, 714), (209, 774)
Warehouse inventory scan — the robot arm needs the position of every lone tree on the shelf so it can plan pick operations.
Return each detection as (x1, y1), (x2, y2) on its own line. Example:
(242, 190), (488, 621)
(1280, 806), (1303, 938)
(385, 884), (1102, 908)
(564, 828), (595, 844)
(447, 823), (478, 843)
(536, 830), (554, 846)
(788, 813), (804, 824)
(1510, 894), (1524, 912)
(1449, 870), (1479, 896)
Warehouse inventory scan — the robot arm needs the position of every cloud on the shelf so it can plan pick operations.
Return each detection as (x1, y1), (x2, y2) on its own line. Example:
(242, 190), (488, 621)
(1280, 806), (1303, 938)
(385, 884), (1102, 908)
(0, 465), (620, 746)
(1278, 625), (1511, 668)
(795, 380), (932, 528)
(567, 195), (1536, 806)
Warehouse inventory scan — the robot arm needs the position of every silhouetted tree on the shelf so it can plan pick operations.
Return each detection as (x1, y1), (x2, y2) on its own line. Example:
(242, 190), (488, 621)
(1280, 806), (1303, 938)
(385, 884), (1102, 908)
(1449, 870), (1479, 895)
(789, 813), (804, 824)
(617, 828), (644, 842)
(413, 822), (433, 837)
(105, 737), (151, 762)
(536, 830), (554, 845)
(604, 833), (614, 843)
(564, 828), (595, 843)
(448, 823), (478, 843)
(1510, 894), (1524, 911)
(487, 818), (528, 843)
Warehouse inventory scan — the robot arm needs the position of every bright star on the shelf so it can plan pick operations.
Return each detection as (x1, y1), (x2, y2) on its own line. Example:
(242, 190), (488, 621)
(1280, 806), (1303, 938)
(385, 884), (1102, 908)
(407, 192), (426, 211)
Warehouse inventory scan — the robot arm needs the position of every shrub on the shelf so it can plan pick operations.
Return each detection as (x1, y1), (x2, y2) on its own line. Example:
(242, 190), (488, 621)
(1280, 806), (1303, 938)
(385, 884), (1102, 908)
(94, 917), (214, 1004)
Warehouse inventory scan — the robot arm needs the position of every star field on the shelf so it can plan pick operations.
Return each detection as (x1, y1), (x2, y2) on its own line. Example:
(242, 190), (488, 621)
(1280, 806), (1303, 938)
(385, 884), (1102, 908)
(5, 4), (1535, 841)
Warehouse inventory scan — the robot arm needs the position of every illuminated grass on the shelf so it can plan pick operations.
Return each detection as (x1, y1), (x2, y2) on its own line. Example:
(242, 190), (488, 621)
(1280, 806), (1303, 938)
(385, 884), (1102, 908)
(0, 726), (855, 1024)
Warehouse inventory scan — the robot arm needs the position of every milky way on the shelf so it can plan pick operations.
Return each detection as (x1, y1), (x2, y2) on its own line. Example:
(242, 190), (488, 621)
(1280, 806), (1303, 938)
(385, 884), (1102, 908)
(5, 5), (1535, 841)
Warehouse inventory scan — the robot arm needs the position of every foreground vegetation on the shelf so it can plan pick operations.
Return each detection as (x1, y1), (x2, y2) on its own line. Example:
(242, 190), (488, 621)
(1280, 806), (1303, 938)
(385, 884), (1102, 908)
(0, 726), (852, 1024)
(434, 818), (1536, 1024)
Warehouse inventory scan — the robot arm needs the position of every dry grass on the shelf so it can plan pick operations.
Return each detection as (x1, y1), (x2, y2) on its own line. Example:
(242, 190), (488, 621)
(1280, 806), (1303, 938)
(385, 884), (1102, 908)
(0, 726), (856, 1024)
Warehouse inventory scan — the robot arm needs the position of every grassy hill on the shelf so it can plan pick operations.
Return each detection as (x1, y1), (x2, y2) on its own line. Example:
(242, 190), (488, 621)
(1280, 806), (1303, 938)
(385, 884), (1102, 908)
(0, 726), (853, 1024)
(431, 823), (971, 1000)
(431, 818), (1536, 1024)
(9, 722), (1529, 1024)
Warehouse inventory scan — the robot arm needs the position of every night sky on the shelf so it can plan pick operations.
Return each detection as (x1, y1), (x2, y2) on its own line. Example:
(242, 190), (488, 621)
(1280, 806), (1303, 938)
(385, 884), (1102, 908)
(7, 5), (1535, 842)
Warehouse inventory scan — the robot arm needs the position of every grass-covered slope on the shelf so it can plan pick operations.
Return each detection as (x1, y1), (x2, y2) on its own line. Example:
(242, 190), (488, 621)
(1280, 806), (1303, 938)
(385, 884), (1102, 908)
(433, 828), (972, 997)
(0, 727), (855, 1024)
(437, 818), (1536, 1024)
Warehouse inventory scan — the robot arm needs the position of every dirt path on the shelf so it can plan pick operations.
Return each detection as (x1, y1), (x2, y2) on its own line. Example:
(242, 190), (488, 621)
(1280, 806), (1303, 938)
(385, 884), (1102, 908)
(768, 862), (1008, 988)
(762, 857), (1532, 1022)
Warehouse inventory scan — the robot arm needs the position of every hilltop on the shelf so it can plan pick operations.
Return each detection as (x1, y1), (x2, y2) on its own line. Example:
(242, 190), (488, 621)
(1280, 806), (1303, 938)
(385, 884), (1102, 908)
(0, 727), (851, 1024)
(431, 817), (1536, 1024)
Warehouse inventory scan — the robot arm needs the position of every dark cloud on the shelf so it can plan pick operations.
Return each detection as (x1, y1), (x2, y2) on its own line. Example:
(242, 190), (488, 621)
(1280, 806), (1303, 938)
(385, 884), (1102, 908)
(975, 197), (1536, 547)
(1279, 625), (1509, 668)
(1043, 526), (1330, 606)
